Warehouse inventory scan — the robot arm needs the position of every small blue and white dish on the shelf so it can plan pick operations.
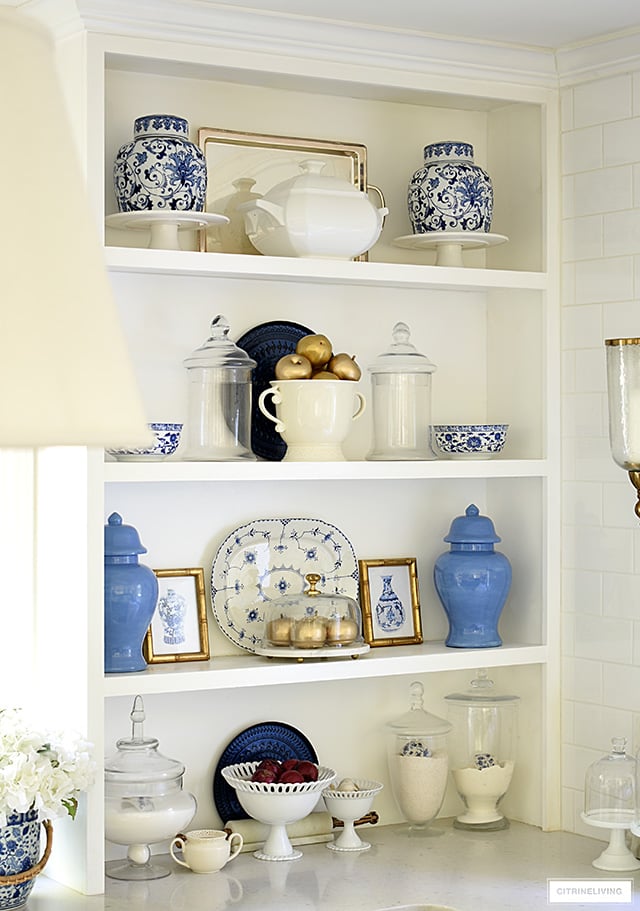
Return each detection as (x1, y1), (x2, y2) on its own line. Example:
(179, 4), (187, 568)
(106, 422), (183, 461)
(431, 424), (508, 459)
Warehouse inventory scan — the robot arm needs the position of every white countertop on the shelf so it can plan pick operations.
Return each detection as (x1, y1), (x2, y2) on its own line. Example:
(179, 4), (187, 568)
(28, 820), (640, 910)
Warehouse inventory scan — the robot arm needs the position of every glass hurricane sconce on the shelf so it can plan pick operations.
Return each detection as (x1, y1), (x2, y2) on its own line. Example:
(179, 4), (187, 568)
(605, 338), (640, 518)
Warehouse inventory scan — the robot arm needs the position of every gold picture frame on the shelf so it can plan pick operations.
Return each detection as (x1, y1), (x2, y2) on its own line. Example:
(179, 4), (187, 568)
(197, 126), (368, 256)
(359, 558), (423, 648)
(144, 568), (210, 664)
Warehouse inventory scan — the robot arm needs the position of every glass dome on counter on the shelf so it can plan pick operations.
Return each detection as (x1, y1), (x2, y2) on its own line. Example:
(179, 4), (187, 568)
(583, 737), (640, 871)
(385, 681), (451, 836)
(255, 572), (369, 660)
(104, 696), (197, 881)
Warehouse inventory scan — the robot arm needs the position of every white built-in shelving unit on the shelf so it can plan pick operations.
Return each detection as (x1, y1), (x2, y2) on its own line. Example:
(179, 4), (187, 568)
(29, 1), (561, 895)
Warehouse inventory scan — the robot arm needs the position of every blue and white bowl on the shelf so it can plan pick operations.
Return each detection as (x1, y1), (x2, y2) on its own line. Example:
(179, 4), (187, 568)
(431, 424), (508, 459)
(106, 422), (183, 461)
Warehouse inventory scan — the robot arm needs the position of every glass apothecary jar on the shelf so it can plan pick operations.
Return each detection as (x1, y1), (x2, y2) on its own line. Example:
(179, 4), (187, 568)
(367, 321), (437, 461)
(256, 572), (369, 659)
(386, 681), (451, 836)
(104, 696), (197, 881)
(444, 670), (519, 830)
(183, 314), (256, 461)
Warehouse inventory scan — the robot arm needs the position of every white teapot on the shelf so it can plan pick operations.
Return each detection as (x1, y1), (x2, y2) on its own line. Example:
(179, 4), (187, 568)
(240, 159), (387, 259)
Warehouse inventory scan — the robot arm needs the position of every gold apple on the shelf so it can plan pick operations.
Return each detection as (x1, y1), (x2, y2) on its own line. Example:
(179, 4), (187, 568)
(328, 352), (361, 381)
(291, 615), (327, 648)
(275, 353), (313, 380)
(266, 614), (293, 645)
(325, 616), (359, 645)
(296, 334), (333, 369)
(311, 370), (339, 380)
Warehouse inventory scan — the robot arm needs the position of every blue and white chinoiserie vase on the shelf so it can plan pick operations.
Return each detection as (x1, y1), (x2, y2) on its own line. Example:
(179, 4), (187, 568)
(104, 512), (159, 674)
(114, 114), (207, 212)
(433, 504), (511, 648)
(0, 810), (51, 910)
(408, 141), (493, 234)
(158, 588), (186, 645)
(375, 575), (406, 632)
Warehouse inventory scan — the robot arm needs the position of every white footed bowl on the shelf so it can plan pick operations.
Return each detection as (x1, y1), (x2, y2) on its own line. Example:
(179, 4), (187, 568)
(221, 761), (335, 861)
(323, 779), (383, 851)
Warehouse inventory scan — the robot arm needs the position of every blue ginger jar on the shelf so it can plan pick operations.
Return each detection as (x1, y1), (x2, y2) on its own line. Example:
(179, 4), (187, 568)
(104, 512), (158, 673)
(433, 504), (511, 648)
(114, 114), (207, 212)
(408, 141), (493, 234)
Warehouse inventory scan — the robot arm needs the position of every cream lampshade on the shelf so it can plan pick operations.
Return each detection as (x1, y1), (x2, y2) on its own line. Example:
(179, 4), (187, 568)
(605, 338), (640, 519)
(0, 7), (148, 447)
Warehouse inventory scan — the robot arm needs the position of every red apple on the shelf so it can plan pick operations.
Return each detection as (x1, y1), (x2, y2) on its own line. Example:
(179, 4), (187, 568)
(296, 760), (318, 781)
(251, 767), (277, 783)
(256, 758), (281, 774)
(278, 770), (305, 784)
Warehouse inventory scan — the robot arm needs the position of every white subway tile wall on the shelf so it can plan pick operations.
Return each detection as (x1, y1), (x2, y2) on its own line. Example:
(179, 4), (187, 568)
(562, 72), (640, 833)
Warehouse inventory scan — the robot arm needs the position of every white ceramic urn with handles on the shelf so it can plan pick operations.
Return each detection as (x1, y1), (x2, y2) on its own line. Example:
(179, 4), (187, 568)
(240, 159), (387, 259)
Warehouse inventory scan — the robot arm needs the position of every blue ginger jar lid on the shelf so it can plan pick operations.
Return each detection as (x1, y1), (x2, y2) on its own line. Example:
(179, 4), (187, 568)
(105, 512), (148, 558)
(444, 503), (501, 545)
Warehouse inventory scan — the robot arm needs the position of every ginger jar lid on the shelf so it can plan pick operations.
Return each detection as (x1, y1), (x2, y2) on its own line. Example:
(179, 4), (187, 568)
(183, 314), (257, 371)
(369, 322), (437, 375)
(444, 503), (501, 544)
(104, 512), (147, 557)
(386, 681), (452, 736)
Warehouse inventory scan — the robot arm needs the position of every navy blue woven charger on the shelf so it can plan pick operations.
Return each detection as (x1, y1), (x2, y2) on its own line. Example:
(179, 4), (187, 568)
(237, 320), (313, 461)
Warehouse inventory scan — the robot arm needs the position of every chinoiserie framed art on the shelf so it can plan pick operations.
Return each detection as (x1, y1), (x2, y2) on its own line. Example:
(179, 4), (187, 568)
(197, 126), (368, 255)
(358, 558), (423, 647)
(144, 568), (210, 664)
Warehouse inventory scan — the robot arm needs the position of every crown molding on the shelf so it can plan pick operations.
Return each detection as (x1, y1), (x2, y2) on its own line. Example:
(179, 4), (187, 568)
(556, 29), (640, 86)
(20, 0), (559, 89)
(18, 0), (640, 89)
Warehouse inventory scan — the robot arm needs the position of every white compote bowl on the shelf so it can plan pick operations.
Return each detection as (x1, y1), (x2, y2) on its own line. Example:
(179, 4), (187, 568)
(323, 779), (384, 851)
(221, 761), (335, 861)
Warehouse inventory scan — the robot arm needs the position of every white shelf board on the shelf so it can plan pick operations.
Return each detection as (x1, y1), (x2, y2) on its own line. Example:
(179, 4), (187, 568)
(103, 458), (549, 483)
(104, 246), (547, 292)
(103, 642), (547, 697)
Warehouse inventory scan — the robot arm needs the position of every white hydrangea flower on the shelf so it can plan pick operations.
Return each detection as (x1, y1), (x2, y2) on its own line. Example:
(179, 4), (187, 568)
(0, 708), (95, 827)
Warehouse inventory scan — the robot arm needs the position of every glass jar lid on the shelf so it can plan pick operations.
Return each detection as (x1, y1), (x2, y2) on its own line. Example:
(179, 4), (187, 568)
(183, 314), (257, 370)
(105, 696), (186, 789)
(369, 322), (437, 375)
(387, 681), (451, 736)
(445, 669), (520, 706)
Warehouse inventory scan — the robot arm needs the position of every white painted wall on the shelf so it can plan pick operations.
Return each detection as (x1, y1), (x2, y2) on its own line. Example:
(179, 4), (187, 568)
(561, 71), (640, 835)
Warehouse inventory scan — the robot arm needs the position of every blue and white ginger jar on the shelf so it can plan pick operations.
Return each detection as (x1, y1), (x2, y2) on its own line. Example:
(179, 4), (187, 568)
(0, 810), (47, 910)
(408, 141), (493, 234)
(114, 114), (207, 212)
(433, 503), (511, 648)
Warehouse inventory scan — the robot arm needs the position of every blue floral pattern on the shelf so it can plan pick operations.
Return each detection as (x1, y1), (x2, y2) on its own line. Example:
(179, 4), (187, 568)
(408, 141), (493, 234)
(431, 424), (508, 458)
(114, 114), (207, 213)
(211, 518), (358, 651)
(0, 810), (42, 910)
